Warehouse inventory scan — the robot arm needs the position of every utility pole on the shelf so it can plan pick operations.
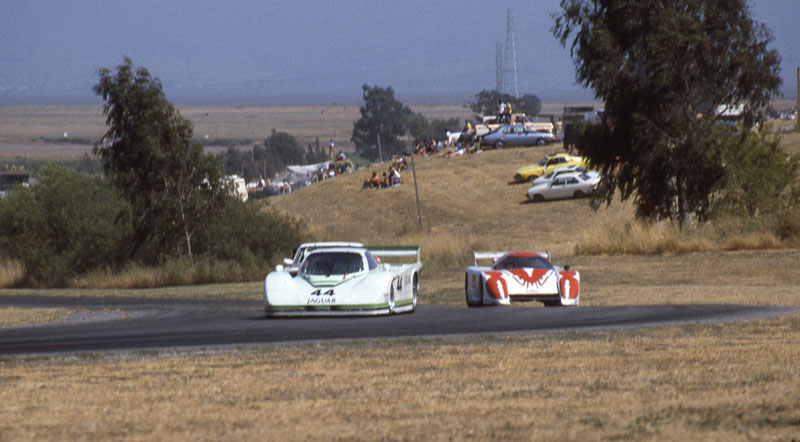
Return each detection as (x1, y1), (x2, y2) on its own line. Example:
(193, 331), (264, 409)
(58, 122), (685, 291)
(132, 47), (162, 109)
(796, 67), (799, 128)
(408, 134), (422, 229)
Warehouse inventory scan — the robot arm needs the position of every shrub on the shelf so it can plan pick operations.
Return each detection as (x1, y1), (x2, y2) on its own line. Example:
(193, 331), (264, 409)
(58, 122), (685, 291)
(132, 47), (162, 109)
(192, 197), (306, 272)
(710, 131), (800, 220)
(0, 164), (131, 286)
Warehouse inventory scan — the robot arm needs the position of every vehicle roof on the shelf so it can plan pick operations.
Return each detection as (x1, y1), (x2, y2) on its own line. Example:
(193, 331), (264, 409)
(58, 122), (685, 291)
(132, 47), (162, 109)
(299, 241), (364, 248)
(305, 246), (369, 255)
(500, 251), (550, 260)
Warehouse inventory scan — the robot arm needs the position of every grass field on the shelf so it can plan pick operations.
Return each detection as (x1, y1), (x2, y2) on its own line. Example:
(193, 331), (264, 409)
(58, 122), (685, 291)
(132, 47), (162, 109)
(1, 104), (799, 440)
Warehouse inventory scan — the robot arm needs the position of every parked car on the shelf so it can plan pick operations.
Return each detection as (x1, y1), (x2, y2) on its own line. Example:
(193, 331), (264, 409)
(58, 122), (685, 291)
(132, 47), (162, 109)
(513, 153), (587, 182)
(526, 170), (601, 202)
(530, 165), (587, 186)
(481, 124), (555, 149)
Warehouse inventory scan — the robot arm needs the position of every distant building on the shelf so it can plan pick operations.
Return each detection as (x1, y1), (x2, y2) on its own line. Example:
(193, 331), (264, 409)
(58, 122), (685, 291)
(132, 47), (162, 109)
(0, 169), (35, 192)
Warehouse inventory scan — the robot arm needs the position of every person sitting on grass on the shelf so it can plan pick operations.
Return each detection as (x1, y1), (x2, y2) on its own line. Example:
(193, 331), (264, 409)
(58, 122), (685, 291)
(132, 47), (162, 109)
(390, 166), (401, 186)
(363, 171), (382, 189)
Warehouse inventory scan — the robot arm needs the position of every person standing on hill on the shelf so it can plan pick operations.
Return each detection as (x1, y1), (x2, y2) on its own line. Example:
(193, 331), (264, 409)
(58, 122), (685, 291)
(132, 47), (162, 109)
(329, 139), (335, 161)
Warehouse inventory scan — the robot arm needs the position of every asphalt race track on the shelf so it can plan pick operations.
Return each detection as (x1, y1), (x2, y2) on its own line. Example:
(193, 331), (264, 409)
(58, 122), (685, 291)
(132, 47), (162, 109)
(0, 295), (797, 355)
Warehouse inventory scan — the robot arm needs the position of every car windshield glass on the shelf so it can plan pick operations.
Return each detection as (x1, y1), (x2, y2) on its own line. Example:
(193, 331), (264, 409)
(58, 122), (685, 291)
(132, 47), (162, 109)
(538, 156), (548, 166)
(302, 252), (363, 276)
(494, 256), (553, 270)
(579, 172), (591, 180)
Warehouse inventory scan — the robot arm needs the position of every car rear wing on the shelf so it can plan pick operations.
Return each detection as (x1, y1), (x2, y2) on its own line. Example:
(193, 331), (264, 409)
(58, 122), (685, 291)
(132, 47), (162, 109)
(473, 251), (551, 266)
(368, 246), (422, 264)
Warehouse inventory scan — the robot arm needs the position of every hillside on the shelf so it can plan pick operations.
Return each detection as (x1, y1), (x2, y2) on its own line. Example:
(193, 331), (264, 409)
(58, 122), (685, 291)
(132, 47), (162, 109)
(266, 144), (628, 260)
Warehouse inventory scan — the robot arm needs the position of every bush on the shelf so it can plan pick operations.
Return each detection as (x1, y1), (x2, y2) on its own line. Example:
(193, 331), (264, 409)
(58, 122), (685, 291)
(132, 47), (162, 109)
(710, 131), (800, 220)
(0, 164), (131, 286)
(0, 165), (306, 288)
(191, 197), (306, 273)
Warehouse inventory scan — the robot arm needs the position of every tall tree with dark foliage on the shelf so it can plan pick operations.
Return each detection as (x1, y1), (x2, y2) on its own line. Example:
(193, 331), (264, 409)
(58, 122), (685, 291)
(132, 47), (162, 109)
(553, 0), (781, 228)
(93, 58), (229, 263)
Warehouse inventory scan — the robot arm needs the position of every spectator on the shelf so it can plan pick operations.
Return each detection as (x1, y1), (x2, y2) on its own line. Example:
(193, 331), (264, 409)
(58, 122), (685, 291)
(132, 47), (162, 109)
(414, 140), (424, 155)
(503, 101), (512, 123)
(390, 166), (401, 186)
(364, 171), (381, 189)
(337, 150), (346, 161)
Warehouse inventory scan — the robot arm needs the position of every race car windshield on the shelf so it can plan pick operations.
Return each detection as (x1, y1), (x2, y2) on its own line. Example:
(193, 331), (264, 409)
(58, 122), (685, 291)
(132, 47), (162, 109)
(302, 252), (364, 276)
(493, 256), (552, 270)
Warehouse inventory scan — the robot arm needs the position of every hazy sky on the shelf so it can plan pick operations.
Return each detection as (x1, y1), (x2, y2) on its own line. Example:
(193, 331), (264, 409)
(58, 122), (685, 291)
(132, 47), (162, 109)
(1, 0), (798, 105)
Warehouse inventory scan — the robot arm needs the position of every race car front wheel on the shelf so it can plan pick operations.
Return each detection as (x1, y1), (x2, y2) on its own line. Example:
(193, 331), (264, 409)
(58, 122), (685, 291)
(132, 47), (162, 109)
(411, 273), (419, 312)
(465, 274), (483, 307)
(389, 284), (397, 314)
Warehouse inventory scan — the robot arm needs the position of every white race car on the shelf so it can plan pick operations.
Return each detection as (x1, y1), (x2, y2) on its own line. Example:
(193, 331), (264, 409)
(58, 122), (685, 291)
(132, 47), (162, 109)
(265, 245), (422, 316)
(464, 251), (579, 307)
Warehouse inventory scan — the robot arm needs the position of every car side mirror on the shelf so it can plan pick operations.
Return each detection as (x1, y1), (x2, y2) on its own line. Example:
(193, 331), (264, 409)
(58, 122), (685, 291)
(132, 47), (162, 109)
(283, 258), (293, 266)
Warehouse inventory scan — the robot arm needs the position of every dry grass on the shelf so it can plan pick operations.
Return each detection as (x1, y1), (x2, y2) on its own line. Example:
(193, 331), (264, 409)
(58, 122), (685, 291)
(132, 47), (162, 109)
(67, 258), (258, 290)
(0, 260), (23, 287)
(2, 317), (799, 441)
(269, 145), (602, 259)
(575, 218), (793, 256)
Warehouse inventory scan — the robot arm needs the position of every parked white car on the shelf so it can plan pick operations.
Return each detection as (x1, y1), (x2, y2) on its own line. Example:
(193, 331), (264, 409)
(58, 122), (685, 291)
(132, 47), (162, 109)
(530, 165), (588, 186)
(526, 170), (601, 202)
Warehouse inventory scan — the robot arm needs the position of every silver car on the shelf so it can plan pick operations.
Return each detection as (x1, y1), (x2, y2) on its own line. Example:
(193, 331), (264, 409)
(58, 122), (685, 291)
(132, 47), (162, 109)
(481, 124), (555, 149)
(526, 170), (601, 202)
(530, 165), (588, 185)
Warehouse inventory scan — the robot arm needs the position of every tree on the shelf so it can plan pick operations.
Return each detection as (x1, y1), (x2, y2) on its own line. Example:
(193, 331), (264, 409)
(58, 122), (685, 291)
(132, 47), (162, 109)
(92, 58), (230, 264)
(352, 84), (412, 161)
(261, 129), (306, 177)
(519, 94), (542, 116)
(710, 130), (800, 219)
(0, 164), (131, 286)
(553, 0), (782, 228)
(470, 90), (541, 117)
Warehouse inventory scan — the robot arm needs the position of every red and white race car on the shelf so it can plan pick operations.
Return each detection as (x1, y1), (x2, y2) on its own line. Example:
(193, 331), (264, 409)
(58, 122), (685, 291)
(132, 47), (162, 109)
(464, 251), (580, 307)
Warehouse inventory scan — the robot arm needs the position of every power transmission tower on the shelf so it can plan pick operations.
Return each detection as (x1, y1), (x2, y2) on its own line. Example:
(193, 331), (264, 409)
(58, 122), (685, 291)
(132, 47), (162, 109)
(502, 9), (519, 98)
(495, 42), (504, 93)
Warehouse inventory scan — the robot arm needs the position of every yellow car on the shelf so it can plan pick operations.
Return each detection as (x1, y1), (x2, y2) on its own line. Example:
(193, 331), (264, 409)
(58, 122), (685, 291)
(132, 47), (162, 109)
(513, 153), (588, 182)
